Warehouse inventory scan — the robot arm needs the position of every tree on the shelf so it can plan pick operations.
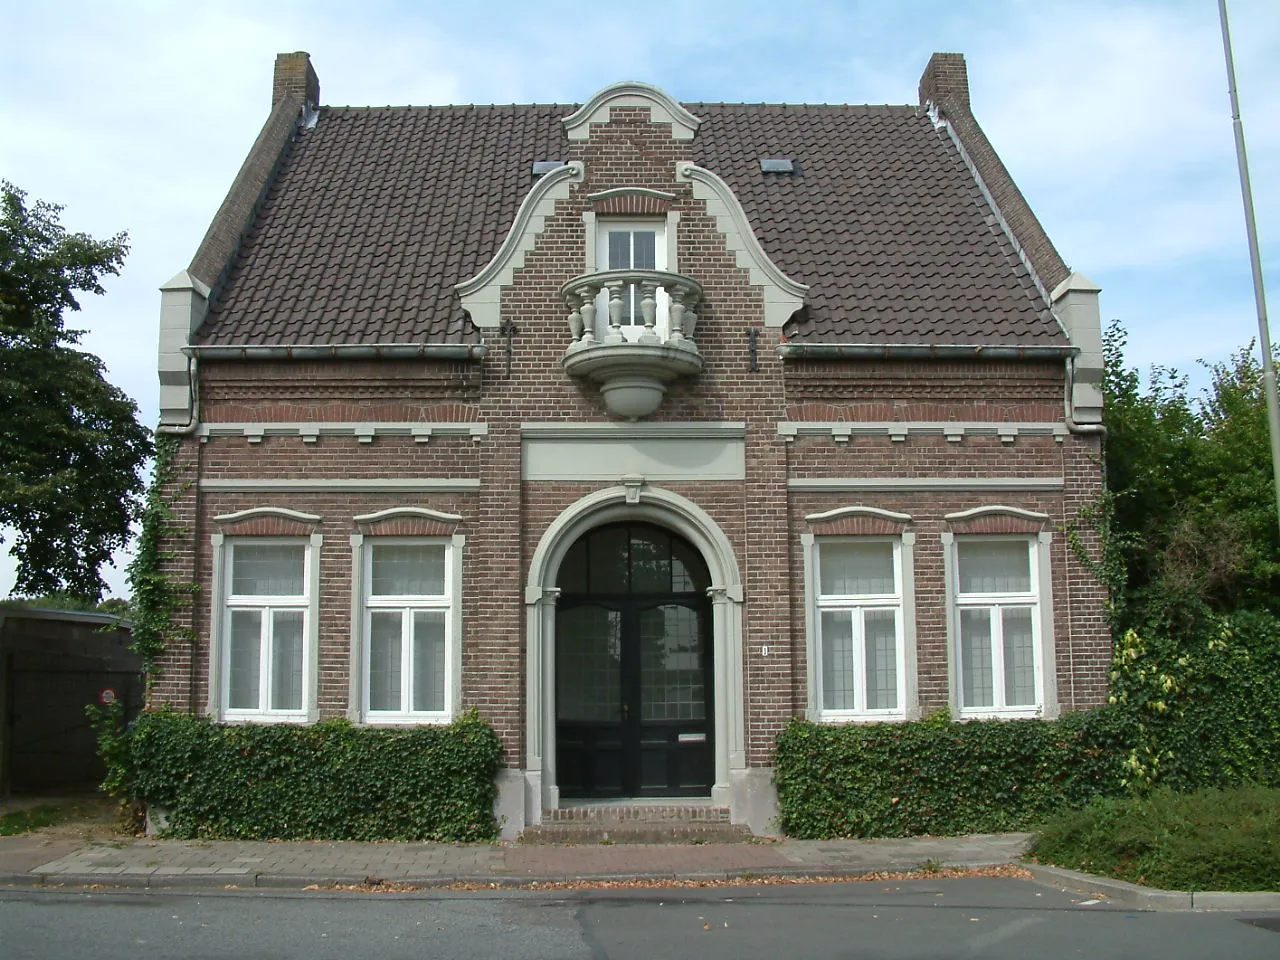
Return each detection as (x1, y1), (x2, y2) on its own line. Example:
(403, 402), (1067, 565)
(0, 181), (152, 600)
(1101, 321), (1280, 632)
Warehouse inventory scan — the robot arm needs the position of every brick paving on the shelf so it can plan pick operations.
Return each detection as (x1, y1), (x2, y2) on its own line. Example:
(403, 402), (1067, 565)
(0, 833), (1031, 889)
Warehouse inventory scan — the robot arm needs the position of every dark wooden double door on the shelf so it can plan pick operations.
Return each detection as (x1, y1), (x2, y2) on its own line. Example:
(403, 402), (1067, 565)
(555, 523), (713, 799)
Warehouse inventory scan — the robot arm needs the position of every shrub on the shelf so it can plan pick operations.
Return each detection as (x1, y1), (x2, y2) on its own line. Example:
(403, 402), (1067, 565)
(1029, 786), (1280, 891)
(774, 707), (1132, 839)
(1111, 609), (1280, 790)
(108, 708), (503, 841)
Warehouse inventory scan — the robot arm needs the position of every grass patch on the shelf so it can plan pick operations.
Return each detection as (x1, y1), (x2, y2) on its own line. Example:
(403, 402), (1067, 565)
(0, 804), (67, 836)
(1029, 785), (1280, 892)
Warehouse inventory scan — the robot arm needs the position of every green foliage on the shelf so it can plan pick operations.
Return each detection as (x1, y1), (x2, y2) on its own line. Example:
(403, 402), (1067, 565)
(0, 180), (151, 599)
(124, 437), (195, 671)
(777, 609), (1280, 838)
(104, 708), (503, 842)
(1101, 323), (1280, 632)
(1029, 786), (1280, 892)
(774, 708), (1132, 839)
(1108, 610), (1280, 791)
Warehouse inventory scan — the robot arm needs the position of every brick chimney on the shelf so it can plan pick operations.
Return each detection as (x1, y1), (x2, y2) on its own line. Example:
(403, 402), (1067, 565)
(272, 51), (320, 110)
(918, 52), (970, 114)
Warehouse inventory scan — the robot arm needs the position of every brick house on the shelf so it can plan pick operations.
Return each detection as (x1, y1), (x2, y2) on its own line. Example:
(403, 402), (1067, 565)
(152, 51), (1109, 837)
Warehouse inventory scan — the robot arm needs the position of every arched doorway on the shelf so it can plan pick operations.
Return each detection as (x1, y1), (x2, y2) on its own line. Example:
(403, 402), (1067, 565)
(555, 522), (713, 798)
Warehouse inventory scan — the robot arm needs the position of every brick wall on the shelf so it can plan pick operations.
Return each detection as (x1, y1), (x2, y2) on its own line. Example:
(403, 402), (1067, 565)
(153, 101), (1110, 781)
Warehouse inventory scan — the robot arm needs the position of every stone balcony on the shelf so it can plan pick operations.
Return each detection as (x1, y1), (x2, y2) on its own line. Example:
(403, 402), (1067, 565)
(559, 269), (704, 420)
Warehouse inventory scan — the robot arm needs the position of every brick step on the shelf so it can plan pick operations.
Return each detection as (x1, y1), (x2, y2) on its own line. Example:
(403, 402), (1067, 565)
(549, 803), (731, 823)
(521, 804), (750, 844)
(519, 820), (752, 844)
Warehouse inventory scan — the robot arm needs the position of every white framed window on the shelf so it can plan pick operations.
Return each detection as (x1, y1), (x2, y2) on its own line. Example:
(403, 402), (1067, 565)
(596, 218), (667, 340)
(359, 538), (459, 723)
(220, 539), (315, 722)
(811, 538), (907, 720)
(952, 537), (1044, 718)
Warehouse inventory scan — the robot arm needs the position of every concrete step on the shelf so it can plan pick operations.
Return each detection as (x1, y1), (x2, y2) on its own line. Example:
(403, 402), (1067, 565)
(521, 804), (752, 844)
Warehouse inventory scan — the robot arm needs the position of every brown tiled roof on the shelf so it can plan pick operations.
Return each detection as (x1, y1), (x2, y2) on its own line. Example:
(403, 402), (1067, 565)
(194, 101), (1064, 347)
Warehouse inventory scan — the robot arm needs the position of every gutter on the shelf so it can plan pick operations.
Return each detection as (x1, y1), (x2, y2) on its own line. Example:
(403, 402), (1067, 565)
(183, 343), (488, 362)
(776, 342), (1077, 361)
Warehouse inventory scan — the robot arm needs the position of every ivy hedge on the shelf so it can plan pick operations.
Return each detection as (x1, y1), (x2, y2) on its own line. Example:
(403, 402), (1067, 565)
(775, 610), (1280, 839)
(775, 708), (1133, 839)
(108, 708), (503, 841)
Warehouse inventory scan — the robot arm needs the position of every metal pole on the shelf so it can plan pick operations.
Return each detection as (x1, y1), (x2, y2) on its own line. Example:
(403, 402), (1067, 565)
(1219, 0), (1280, 534)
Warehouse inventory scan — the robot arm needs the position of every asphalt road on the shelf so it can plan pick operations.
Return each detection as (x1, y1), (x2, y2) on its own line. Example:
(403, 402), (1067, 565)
(1, 878), (1278, 960)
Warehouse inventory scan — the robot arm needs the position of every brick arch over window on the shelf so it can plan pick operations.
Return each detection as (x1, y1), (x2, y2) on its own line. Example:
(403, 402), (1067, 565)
(353, 507), (464, 538)
(943, 505), (1051, 536)
(805, 505), (913, 537)
(213, 506), (321, 538)
(589, 187), (674, 217)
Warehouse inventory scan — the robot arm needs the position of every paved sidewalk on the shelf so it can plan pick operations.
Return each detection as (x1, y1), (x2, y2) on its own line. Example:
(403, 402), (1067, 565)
(0, 831), (1030, 889)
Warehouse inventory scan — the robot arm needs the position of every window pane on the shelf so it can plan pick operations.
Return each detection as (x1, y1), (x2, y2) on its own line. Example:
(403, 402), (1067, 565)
(587, 526), (629, 594)
(371, 543), (445, 596)
(232, 544), (304, 596)
(270, 611), (304, 711)
(607, 231), (630, 269)
(819, 542), (895, 596)
(412, 611), (447, 712)
(558, 538), (588, 593)
(864, 609), (898, 710)
(820, 611), (855, 711)
(957, 541), (1031, 594)
(960, 608), (994, 707)
(670, 537), (710, 594)
(369, 611), (403, 711)
(228, 610), (261, 709)
(629, 526), (670, 593)
(1002, 607), (1037, 706)
(632, 231), (657, 270)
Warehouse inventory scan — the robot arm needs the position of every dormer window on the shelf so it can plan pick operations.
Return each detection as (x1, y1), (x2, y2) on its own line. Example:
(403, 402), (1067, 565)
(597, 219), (667, 340)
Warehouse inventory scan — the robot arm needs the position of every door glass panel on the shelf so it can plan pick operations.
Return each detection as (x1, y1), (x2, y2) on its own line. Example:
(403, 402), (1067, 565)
(369, 611), (402, 711)
(1002, 606), (1036, 706)
(629, 526), (670, 593)
(863, 609), (898, 710)
(960, 608), (994, 707)
(607, 231), (631, 270)
(639, 604), (704, 721)
(558, 605), (622, 721)
(270, 610), (304, 711)
(820, 611), (855, 711)
(632, 231), (657, 270)
(412, 611), (447, 712)
(228, 609), (261, 709)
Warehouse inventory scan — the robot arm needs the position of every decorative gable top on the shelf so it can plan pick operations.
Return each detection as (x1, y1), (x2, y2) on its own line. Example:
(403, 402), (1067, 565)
(562, 81), (702, 141)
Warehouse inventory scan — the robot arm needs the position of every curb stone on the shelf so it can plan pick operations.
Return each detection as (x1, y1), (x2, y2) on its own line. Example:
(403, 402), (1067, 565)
(1022, 863), (1280, 912)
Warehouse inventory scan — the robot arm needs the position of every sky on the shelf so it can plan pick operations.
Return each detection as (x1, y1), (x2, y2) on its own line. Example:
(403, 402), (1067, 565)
(1, 0), (1277, 598)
